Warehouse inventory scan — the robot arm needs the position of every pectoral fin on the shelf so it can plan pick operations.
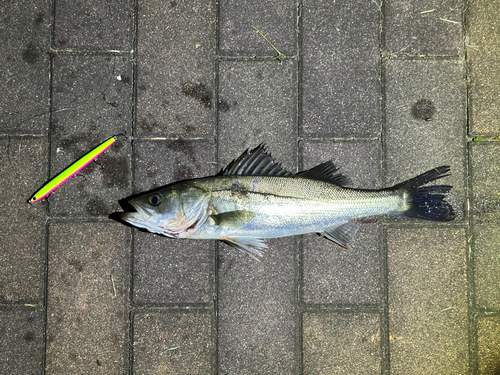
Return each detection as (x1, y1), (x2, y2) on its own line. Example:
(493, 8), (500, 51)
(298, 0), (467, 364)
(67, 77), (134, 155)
(210, 210), (255, 228)
(222, 237), (267, 260)
(322, 222), (360, 249)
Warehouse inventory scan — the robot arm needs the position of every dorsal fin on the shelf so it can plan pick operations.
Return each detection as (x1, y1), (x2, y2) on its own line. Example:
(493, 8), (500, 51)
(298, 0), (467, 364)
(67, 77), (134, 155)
(298, 161), (351, 186)
(218, 144), (293, 177)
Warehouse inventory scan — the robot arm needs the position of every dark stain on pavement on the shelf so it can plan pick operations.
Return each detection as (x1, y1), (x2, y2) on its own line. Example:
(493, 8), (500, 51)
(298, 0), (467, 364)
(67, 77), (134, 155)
(182, 81), (212, 108)
(22, 42), (39, 64)
(86, 197), (109, 216)
(411, 99), (435, 121)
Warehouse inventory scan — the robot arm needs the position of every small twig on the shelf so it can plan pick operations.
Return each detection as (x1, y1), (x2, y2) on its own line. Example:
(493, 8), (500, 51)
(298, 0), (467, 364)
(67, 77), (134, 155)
(252, 27), (285, 62)
(420, 9), (435, 14)
(110, 274), (117, 297)
(167, 346), (179, 351)
(439, 17), (460, 24)
(440, 306), (455, 313)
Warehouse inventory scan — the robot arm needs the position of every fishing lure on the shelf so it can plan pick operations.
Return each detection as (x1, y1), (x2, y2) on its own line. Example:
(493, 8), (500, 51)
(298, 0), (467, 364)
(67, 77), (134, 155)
(29, 136), (117, 203)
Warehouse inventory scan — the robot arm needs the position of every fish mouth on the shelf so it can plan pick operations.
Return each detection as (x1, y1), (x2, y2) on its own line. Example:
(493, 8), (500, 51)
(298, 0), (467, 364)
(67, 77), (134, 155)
(120, 201), (155, 224)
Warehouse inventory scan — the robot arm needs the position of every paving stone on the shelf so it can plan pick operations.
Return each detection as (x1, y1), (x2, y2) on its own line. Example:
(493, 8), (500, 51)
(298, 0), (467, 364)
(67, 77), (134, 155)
(302, 224), (381, 306)
(218, 60), (297, 168)
(132, 231), (213, 305)
(130, 140), (215, 304)
(300, 141), (382, 306)
(0, 137), (47, 303)
(0, 0), (51, 135)
(136, 0), (215, 138)
(470, 143), (500, 224)
(384, 0), (463, 55)
(303, 312), (381, 375)
(49, 54), (132, 217)
(54, 0), (133, 50)
(132, 139), (216, 193)
(477, 316), (500, 375)
(301, 0), (380, 138)
(133, 310), (213, 375)
(0, 308), (44, 375)
(384, 59), (466, 220)
(466, 0), (500, 135)
(301, 140), (382, 190)
(46, 222), (129, 374)
(218, 0), (296, 56)
(472, 224), (500, 311)
(387, 227), (468, 375)
(218, 238), (298, 375)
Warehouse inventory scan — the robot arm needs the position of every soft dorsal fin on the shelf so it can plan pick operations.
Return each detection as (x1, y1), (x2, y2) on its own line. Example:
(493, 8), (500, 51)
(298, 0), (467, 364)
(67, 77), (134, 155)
(218, 144), (293, 177)
(298, 161), (351, 186)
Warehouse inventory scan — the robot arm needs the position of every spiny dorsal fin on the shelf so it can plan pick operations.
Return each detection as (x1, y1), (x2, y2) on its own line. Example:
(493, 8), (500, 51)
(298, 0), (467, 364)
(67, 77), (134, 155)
(218, 143), (293, 177)
(298, 161), (351, 186)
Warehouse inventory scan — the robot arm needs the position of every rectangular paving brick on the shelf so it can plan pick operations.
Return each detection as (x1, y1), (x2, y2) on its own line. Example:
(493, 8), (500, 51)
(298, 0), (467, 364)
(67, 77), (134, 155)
(54, 0), (133, 50)
(0, 0), (51, 135)
(472, 224), (500, 311)
(133, 231), (213, 305)
(387, 227), (468, 375)
(218, 0), (296, 56)
(132, 139), (216, 193)
(0, 137), (47, 303)
(218, 60), (297, 168)
(470, 142), (500, 224)
(302, 223), (381, 306)
(49, 54), (132, 217)
(136, 0), (215, 138)
(303, 312), (381, 375)
(384, 59), (466, 220)
(46, 222), (130, 374)
(133, 310), (213, 375)
(301, 140), (383, 192)
(217, 60), (298, 373)
(131, 140), (215, 304)
(466, 0), (500, 135)
(0, 308), (44, 375)
(218, 238), (298, 374)
(383, 0), (463, 55)
(301, 0), (380, 138)
(300, 141), (382, 306)
(477, 316), (500, 375)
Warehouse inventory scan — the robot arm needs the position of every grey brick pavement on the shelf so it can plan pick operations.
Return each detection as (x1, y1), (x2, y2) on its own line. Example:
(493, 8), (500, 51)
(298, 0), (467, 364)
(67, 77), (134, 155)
(1, 0), (500, 374)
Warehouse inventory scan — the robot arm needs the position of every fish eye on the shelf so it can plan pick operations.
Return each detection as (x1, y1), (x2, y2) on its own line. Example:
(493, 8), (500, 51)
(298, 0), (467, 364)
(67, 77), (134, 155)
(148, 194), (161, 206)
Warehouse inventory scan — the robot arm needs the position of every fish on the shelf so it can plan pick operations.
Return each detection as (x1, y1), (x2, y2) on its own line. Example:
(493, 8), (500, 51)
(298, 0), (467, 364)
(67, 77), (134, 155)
(120, 144), (454, 259)
(29, 135), (118, 203)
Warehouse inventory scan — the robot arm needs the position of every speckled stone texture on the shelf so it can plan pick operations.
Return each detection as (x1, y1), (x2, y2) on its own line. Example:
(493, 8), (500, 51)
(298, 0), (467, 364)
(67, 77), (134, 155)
(133, 310), (213, 375)
(46, 222), (130, 374)
(387, 227), (468, 375)
(301, 0), (381, 138)
(466, 0), (500, 135)
(0, 0), (51, 134)
(136, 0), (215, 138)
(0, 138), (47, 303)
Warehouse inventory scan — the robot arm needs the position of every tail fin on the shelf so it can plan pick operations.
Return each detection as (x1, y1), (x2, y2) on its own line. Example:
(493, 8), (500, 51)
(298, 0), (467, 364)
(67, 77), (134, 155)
(393, 166), (455, 222)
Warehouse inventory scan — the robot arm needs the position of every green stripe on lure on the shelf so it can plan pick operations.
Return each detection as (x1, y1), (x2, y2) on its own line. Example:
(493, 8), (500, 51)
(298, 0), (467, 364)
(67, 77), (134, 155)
(119, 144), (455, 260)
(29, 136), (117, 203)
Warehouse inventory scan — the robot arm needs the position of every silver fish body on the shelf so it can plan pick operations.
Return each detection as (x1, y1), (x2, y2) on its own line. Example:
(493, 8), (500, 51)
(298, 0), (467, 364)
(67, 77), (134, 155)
(120, 145), (454, 258)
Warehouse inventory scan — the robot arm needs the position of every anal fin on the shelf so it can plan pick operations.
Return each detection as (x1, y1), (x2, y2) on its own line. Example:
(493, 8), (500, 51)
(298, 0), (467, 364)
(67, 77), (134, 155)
(222, 236), (268, 260)
(322, 222), (360, 249)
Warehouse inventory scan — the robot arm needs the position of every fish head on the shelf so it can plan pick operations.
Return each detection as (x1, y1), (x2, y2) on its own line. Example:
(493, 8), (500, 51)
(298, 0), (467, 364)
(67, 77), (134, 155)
(120, 185), (209, 238)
